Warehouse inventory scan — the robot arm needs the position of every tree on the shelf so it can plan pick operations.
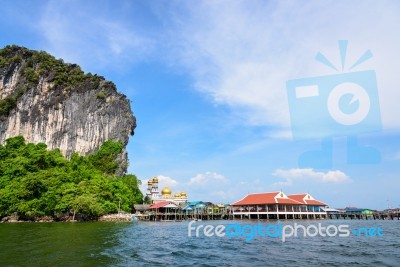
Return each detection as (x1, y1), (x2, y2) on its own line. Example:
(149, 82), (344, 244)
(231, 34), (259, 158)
(0, 136), (144, 220)
(5, 135), (25, 150)
(89, 140), (123, 175)
(72, 194), (103, 218)
(143, 195), (151, 204)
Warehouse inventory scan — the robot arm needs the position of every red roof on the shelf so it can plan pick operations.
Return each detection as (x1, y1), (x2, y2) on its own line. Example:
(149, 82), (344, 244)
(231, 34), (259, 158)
(287, 194), (327, 206)
(232, 192), (302, 206)
(149, 201), (174, 209)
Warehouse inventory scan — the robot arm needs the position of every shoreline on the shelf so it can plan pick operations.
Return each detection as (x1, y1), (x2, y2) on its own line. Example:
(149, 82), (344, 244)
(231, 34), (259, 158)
(0, 213), (137, 223)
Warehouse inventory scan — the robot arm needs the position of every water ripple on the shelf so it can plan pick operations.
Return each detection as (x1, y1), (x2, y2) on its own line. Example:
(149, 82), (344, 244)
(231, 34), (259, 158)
(1, 220), (399, 266)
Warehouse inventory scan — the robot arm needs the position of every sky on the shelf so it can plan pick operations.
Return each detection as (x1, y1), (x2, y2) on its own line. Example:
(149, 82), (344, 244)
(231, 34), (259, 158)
(1, 0), (399, 209)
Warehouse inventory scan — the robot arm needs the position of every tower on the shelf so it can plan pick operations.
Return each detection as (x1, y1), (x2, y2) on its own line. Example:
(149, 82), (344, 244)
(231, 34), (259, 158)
(146, 179), (152, 197)
(151, 177), (159, 201)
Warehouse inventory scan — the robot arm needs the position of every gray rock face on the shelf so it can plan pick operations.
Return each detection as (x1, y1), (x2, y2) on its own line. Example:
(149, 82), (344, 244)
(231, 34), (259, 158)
(0, 46), (136, 175)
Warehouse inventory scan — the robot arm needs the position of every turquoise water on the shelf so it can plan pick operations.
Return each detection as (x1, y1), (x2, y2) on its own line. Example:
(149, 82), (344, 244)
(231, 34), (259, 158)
(0, 220), (399, 266)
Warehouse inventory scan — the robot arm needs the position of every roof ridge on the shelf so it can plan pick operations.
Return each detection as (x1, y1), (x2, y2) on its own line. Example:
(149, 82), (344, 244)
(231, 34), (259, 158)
(249, 191), (280, 195)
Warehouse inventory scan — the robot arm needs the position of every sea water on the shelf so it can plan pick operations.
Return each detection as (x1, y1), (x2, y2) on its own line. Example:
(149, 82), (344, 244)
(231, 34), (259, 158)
(0, 220), (398, 266)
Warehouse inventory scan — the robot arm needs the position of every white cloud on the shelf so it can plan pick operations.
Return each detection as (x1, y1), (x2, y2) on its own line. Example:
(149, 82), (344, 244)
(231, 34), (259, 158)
(189, 171), (228, 186)
(33, 1), (400, 137)
(186, 172), (231, 202)
(140, 175), (179, 193)
(34, 1), (400, 135)
(273, 168), (351, 186)
(163, 0), (400, 134)
(155, 175), (179, 187)
(38, 0), (153, 70)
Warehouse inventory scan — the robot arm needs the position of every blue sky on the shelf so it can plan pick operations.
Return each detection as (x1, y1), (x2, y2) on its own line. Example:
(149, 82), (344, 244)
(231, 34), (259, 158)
(1, 0), (399, 209)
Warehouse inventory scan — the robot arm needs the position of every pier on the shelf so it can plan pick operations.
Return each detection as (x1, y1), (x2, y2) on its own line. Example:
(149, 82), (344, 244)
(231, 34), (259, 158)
(328, 211), (400, 220)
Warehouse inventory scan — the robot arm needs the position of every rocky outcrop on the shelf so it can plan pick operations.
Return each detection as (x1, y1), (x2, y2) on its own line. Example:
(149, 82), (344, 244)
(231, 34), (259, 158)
(98, 214), (134, 222)
(0, 45), (136, 175)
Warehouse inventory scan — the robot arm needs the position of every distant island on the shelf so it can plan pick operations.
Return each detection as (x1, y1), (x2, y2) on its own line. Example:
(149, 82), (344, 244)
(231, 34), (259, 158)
(0, 45), (135, 175)
(0, 45), (142, 222)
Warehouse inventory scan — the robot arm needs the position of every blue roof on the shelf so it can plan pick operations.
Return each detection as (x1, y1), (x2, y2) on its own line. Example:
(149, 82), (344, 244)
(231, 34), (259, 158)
(345, 208), (373, 212)
(187, 201), (204, 205)
(186, 201), (207, 208)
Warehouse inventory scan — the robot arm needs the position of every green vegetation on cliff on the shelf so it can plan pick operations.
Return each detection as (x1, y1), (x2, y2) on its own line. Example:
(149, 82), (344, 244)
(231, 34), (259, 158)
(0, 45), (117, 116)
(0, 136), (143, 221)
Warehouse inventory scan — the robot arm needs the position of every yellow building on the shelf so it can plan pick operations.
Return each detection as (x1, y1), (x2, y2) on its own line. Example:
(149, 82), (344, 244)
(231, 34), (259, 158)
(146, 177), (188, 204)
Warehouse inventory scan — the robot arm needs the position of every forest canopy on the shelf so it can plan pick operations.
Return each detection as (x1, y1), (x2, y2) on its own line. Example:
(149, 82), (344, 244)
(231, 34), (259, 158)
(0, 136), (143, 220)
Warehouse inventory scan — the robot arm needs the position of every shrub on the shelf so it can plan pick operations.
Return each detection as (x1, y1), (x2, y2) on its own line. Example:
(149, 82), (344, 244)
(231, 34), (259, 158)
(97, 91), (106, 99)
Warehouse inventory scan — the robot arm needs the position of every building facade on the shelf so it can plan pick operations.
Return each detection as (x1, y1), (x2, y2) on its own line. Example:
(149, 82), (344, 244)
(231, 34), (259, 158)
(146, 177), (188, 205)
(231, 191), (327, 220)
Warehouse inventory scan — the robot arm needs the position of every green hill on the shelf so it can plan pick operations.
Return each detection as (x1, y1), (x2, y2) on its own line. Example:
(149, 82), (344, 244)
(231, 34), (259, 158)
(0, 136), (143, 222)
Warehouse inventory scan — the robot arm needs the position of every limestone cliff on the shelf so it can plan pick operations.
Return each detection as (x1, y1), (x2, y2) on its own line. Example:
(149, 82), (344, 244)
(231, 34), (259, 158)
(0, 45), (136, 175)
